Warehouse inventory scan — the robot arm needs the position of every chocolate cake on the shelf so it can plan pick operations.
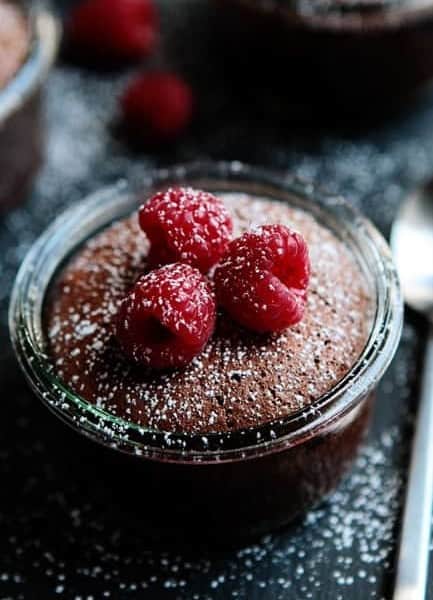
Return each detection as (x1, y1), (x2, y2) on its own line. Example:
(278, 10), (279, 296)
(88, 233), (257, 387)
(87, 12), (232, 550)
(46, 193), (372, 435)
(0, 0), (29, 89)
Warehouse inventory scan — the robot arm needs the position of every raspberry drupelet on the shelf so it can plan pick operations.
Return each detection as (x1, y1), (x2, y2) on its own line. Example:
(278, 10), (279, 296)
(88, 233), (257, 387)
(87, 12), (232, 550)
(139, 186), (233, 273)
(116, 263), (216, 370)
(214, 224), (310, 333)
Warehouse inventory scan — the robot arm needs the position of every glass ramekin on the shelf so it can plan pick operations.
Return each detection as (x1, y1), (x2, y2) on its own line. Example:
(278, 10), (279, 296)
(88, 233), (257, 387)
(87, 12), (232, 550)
(0, 1), (59, 211)
(214, 0), (433, 117)
(9, 162), (403, 541)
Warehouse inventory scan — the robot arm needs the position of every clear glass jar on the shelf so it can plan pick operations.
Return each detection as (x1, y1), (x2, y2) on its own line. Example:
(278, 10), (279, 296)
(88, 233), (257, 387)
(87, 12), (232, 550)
(0, 1), (59, 211)
(9, 162), (403, 541)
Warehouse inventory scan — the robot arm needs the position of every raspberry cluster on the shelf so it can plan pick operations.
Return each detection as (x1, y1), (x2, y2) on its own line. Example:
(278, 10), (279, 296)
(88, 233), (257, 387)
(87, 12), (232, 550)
(116, 187), (310, 369)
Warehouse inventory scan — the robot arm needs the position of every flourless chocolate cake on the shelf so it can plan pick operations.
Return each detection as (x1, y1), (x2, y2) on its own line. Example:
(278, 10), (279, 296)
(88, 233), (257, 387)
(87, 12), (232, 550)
(45, 193), (372, 435)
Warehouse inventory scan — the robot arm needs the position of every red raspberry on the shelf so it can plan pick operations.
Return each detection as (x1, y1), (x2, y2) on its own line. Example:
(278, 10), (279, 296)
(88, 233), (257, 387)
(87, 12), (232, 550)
(116, 263), (216, 370)
(214, 225), (310, 333)
(139, 187), (233, 273)
(121, 72), (194, 141)
(67, 0), (158, 63)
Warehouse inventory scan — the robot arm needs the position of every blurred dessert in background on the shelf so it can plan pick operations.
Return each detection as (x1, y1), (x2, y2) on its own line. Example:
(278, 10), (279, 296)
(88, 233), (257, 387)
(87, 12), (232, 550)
(215, 0), (433, 121)
(0, 1), (58, 211)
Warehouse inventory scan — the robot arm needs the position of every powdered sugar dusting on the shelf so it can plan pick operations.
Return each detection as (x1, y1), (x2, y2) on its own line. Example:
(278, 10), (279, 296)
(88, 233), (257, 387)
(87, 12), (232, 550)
(46, 192), (372, 434)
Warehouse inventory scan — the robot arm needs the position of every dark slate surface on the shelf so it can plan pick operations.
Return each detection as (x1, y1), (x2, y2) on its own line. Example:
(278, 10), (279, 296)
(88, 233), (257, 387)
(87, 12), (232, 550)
(1, 1), (432, 598)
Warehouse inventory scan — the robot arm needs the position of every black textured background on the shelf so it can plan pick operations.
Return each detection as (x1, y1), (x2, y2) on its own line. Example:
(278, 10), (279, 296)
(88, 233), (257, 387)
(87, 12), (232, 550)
(1, 1), (432, 598)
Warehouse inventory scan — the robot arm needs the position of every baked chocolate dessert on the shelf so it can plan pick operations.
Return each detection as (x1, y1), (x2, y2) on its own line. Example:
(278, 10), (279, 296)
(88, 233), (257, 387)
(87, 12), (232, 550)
(46, 193), (371, 434)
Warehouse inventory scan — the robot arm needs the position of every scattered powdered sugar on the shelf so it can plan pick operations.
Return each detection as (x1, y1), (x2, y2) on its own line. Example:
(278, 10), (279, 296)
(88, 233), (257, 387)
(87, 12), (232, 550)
(0, 422), (409, 599)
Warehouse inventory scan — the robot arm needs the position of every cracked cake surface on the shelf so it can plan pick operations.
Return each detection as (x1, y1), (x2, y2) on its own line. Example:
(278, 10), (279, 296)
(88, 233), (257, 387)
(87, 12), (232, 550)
(45, 193), (372, 434)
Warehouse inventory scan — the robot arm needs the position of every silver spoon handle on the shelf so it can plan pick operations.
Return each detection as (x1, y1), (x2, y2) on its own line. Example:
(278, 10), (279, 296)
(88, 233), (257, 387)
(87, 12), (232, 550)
(394, 324), (433, 600)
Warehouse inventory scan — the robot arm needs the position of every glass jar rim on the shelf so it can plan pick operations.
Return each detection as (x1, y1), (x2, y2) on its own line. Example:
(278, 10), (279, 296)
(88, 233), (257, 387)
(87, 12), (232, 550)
(268, 0), (433, 31)
(0, 1), (59, 125)
(9, 161), (403, 463)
